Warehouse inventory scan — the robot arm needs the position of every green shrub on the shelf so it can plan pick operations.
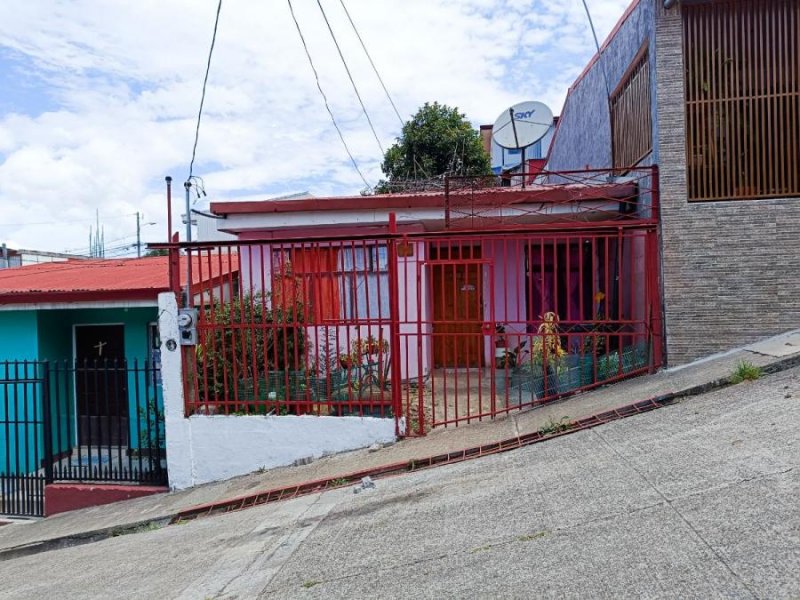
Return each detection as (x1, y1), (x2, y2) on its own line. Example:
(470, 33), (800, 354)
(730, 360), (761, 384)
(194, 293), (308, 401)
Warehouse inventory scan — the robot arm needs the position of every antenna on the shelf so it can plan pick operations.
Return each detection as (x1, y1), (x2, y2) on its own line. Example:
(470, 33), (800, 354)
(491, 101), (553, 150)
(491, 101), (553, 187)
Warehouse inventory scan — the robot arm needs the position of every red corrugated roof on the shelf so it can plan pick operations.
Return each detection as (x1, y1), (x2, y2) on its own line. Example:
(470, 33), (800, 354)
(0, 255), (238, 304)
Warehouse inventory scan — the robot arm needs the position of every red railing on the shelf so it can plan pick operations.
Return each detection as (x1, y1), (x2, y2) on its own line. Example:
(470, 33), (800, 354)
(443, 166), (658, 230)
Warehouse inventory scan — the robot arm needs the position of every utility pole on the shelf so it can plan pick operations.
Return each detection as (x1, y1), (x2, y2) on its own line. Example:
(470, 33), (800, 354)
(136, 212), (141, 258)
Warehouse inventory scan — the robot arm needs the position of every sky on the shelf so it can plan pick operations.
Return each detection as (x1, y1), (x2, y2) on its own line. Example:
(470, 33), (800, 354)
(0, 0), (630, 256)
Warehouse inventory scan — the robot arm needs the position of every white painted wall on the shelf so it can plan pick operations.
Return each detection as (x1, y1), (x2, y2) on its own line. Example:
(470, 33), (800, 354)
(158, 292), (396, 490)
(178, 415), (395, 488)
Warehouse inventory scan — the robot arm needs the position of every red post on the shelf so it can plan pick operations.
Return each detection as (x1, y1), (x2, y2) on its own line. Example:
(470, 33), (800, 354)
(169, 232), (181, 296)
(444, 177), (450, 230)
(387, 213), (405, 435)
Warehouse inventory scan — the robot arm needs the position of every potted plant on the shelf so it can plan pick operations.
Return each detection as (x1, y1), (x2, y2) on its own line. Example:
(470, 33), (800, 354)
(528, 312), (565, 398)
(495, 323), (527, 369)
(496, 338), (527, 370)
(339, 352), (356, 370)
(502, 312), (566, 405)
(580, 291), (607, 386)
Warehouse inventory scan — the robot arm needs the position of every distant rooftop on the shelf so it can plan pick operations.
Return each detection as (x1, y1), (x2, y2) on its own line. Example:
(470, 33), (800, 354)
(0, 255), (238, 305)
(0, 245), (90, 269)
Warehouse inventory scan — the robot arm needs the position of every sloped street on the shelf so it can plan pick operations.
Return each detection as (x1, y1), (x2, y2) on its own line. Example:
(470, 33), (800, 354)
(2, 366), (799, 599)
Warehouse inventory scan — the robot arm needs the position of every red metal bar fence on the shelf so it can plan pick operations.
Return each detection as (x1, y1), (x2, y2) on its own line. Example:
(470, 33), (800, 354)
(170, 226), (658, 433)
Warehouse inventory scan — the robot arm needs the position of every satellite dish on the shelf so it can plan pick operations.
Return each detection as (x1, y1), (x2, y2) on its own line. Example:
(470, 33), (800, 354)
(491, 100), (553, 149)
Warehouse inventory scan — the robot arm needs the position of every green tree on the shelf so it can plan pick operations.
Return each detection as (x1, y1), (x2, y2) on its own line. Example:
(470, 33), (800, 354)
(378, 102), (492, 192)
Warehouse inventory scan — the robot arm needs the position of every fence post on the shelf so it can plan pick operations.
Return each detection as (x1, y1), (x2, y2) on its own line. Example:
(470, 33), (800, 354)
(444, 177), (450, 230)
(41, 361), (54, 484)
(387, 214), (405, 436)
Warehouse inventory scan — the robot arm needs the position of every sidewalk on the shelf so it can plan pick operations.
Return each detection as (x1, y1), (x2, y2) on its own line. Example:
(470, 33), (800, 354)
(1, 330), (798, 559)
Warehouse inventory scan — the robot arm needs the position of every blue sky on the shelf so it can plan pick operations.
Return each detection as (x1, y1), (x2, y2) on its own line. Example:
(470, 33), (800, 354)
(0, 0), (630, 254)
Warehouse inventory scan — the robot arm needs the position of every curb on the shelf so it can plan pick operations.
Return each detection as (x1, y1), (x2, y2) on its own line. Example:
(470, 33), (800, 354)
(2, 353), (798, 562)
(0, 517), (172, 562)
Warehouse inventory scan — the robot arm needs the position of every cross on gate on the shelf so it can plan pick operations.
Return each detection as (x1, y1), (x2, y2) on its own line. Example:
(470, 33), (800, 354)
(94, 340), (107, 356)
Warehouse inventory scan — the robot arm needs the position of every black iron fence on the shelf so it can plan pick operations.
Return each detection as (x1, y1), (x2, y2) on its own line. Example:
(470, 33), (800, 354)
(1, 361), (47, 518)
(1, 360), (166, 518)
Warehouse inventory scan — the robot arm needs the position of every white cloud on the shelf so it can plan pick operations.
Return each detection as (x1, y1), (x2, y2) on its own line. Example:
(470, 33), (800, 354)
(0, 0), (630, 253)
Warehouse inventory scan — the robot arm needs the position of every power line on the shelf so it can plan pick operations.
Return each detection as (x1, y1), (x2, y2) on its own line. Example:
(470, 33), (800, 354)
(1, 213), (138, 228)
(64, 233), (140, 254)
(287, 0), (372, 191)
(315, 0), (384, 156)
(579, 0), (611, 99)
(188, 0), (223, 182)
(337, 0), (404, 127)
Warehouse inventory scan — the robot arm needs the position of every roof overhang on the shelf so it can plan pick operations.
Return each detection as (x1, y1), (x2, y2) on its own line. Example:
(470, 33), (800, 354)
(209, 184), (635, 217)
(0, 298), (159, 311)
(0, 288), (164, 306)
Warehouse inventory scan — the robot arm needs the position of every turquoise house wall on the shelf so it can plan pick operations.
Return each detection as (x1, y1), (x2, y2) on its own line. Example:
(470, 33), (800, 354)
(0, 311), (39, 361)
(0, 311), (40, 474)
(1, 306), (161, 475)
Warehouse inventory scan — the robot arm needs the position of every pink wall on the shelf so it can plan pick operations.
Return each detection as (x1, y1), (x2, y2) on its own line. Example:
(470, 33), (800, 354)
(482, 240), (527, 364)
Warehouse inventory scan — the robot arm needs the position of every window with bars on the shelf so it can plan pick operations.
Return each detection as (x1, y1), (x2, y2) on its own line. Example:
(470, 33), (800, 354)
(611, 45), (652, 170)
(683, 0), (800, 202)
(337, 246), (390, 320)
(270, 246), (389, 322)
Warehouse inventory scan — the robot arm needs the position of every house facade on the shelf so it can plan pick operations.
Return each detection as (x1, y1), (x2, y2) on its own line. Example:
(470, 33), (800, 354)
(0, 256), (237, 516)
(546, 0), (799, 364)
(186, 175), (658, 441)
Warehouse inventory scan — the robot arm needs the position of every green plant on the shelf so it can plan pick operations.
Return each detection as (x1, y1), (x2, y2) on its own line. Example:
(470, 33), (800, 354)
(517, 531), (548, 542)
(352, 333), (389, 356)
(302, 580), (322, 589)
(597, 351), (621, 380)
(194, 292), (308, 402)
(377, 101), (493, 193)
(538, 416), (572, 435)
(496, 339), (528, 369)
(530, 312), (567, 367)
(137, 397), (165, 450)
(583, 291), (608, 357)
(330, 478), (349, 487)
(730, 360), (762, 383)
(314, 325), (338, 377)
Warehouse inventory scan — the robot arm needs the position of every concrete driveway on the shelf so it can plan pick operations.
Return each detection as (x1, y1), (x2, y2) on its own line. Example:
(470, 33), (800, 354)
(1, 366), (798, 599)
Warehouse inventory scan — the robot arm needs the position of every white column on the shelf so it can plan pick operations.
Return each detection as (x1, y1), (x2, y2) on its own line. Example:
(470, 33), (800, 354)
(157, 292), (194, 490)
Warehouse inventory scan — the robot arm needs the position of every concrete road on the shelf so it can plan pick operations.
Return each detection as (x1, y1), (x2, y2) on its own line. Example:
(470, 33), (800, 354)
(2, 367), (798, 599)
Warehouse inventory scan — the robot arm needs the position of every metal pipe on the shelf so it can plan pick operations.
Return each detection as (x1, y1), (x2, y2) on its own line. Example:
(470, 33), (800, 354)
(165, 176), (173, 242)
(184, 180), (193, 307)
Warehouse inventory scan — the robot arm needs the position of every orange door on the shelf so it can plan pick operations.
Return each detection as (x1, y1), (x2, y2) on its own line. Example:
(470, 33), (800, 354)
(431, 252), (485, 368)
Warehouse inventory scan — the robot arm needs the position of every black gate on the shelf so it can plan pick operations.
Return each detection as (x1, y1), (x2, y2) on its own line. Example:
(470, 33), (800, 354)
(1, 362), (47, 517)
(1, 360), (167, 518)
